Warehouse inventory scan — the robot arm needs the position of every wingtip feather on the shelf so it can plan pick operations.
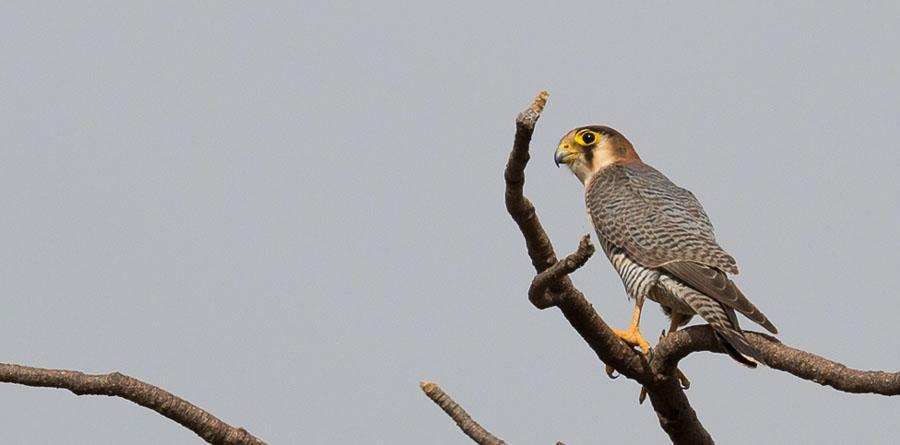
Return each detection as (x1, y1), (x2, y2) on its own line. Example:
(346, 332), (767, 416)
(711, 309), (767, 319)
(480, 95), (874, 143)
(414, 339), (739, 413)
(715, 329), (766, 368)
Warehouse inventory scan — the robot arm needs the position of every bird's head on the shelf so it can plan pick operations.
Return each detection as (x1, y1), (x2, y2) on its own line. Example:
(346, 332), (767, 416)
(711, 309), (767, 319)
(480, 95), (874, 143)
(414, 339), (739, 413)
(554, 125), (640, 184)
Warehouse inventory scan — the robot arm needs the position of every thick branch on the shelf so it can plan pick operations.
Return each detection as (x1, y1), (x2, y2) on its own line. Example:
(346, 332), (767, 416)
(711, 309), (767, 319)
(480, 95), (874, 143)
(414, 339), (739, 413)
(503, 91), (712, 444)
(419, 381), (507, 445)
(652, 326), (900, 396)
(0, 363), (266, 445)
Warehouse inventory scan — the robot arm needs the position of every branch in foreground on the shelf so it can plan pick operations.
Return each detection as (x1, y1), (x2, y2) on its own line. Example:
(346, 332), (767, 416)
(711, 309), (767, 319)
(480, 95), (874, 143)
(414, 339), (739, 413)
(652, 326), (900, 396)
(0, 363), (266, 445)
(419, 381), (507, 445)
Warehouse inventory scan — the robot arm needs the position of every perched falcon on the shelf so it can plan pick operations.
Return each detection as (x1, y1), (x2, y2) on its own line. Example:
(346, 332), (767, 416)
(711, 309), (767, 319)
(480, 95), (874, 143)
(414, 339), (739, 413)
(554, 125), (777, 372)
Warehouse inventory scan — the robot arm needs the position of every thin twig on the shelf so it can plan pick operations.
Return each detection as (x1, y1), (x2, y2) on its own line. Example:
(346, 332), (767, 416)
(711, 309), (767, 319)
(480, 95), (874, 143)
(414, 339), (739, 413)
(419, 381), (507, 445)
(0, 363), (266, 445)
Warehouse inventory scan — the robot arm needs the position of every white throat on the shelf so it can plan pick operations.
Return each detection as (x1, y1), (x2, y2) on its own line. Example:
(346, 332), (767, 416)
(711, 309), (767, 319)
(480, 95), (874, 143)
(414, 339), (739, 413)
(568, 160), (594, 184)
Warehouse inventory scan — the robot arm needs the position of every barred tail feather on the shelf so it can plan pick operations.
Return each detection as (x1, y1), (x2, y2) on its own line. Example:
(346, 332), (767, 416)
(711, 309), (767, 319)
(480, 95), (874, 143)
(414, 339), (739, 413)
(662, 276), (767, 367)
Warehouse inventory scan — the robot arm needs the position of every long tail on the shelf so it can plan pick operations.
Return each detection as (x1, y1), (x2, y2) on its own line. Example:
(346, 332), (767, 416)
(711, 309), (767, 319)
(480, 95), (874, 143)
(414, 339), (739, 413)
(659, 276), (765, 367)
(710, 316), (763, 368)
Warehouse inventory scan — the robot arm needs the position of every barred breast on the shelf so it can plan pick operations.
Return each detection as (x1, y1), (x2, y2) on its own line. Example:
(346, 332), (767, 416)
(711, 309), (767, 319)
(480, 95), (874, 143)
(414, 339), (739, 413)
(598, 237), (660, 306)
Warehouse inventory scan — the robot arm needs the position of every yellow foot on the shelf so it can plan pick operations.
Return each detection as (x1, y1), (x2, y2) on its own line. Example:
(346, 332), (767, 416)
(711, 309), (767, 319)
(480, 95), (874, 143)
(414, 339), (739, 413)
(612, 326), (652, 355)
(606, 327), (664, 404)
(632, 331), (692, 404)
(604, 326), (653, 382)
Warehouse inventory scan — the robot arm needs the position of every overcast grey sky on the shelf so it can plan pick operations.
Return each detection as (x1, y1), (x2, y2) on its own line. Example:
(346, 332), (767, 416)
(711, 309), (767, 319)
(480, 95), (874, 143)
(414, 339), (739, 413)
(1, 1), (899, 444)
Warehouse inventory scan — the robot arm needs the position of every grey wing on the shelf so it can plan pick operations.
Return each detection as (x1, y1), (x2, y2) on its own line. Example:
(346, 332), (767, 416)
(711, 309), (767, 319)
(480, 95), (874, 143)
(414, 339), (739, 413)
(663, 262), (777, 333)
(587, 163), (777, 333)
(658, 275), (765, 366)
(586, 163), (737, 273)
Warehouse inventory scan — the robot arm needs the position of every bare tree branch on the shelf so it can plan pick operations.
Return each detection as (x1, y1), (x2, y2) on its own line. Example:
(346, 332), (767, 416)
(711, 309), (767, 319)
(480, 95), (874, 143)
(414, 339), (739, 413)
(428, 91), (899, 445)
(503, 91), (713, 444)
(652, 326), (900, 396)
(0, 363), (266, 445)
(419, 381), (507, 445)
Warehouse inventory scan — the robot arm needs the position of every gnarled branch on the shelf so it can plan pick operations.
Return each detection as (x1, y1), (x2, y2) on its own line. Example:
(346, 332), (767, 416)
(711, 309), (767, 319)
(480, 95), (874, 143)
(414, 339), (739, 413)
(426, 91), (899, 445)
(0, 363), (266, 445)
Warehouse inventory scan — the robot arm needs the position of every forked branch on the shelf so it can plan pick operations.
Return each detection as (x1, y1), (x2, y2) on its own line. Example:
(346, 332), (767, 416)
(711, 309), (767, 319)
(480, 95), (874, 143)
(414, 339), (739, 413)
(528, 234), (594, 308)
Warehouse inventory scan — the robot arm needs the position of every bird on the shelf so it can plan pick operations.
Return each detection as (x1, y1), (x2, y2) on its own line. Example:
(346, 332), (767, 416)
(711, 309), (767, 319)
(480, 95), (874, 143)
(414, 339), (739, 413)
(554, 125), (777, 389)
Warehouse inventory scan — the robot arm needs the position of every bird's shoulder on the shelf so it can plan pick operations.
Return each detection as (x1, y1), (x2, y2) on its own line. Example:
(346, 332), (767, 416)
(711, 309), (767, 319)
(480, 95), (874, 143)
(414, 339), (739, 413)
(586, 162), (738, 274)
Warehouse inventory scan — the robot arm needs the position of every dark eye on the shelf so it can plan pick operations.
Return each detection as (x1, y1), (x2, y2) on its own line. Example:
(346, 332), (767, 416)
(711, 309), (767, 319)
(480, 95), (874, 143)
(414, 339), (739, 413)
(576, 130), (599, 146)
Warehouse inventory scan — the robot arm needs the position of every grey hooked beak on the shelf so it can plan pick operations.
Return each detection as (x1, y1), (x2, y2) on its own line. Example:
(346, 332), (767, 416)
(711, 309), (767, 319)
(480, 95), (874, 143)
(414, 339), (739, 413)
(554, 143), (574, 167)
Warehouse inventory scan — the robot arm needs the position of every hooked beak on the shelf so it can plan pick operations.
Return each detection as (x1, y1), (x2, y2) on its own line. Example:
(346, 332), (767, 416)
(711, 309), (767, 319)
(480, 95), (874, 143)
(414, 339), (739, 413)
(554, 143), (576, 167)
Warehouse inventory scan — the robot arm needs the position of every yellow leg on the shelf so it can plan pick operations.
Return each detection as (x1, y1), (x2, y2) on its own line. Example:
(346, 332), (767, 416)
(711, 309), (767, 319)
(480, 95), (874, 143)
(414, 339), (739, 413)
(612, 302), (652, 353)
(664, 315), (691, 389)
(605, 301), (652, 381)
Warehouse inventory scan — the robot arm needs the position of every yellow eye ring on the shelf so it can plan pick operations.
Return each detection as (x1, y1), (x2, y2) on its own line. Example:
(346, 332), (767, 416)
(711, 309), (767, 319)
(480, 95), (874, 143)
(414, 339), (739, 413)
(575, 130), (600, 146)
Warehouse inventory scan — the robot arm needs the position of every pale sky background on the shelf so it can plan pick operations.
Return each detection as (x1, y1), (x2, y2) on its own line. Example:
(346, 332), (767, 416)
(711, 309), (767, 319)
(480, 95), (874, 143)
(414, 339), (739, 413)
(1, 2), (899, 444)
